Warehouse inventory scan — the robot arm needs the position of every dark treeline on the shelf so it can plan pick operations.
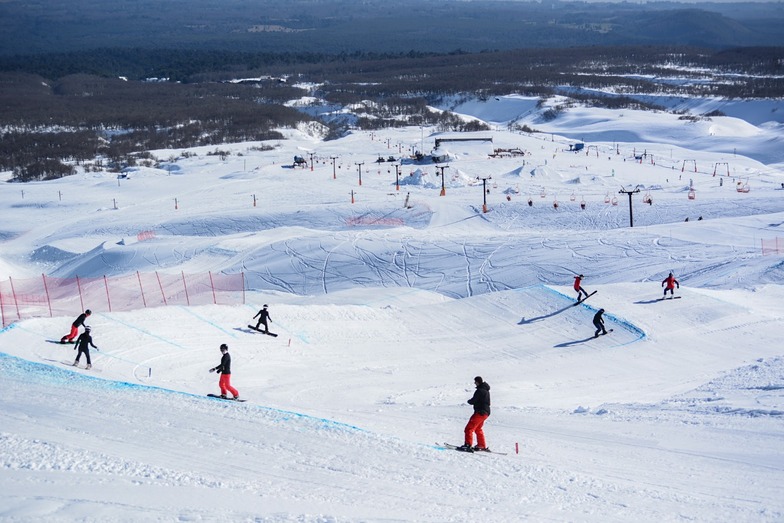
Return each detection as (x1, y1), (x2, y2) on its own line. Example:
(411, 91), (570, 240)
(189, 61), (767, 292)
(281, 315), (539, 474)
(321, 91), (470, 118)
(0, 73), (310, 181)
(2, 0), (783, 56)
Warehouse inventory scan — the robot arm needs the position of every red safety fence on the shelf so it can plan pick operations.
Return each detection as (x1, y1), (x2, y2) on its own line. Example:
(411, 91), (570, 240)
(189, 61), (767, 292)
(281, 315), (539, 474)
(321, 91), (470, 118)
(761, 237), (783, 256)
(0, 271), (245, 328)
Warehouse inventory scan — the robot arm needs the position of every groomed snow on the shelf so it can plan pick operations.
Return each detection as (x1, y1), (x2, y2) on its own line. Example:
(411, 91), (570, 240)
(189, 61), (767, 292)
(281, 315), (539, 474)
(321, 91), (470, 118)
(1, 96), (783, 522)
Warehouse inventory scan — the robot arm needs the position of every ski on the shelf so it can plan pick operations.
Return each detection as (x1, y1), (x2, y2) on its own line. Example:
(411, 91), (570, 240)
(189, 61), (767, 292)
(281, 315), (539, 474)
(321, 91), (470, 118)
(439, 442), (507, 455)
(207, 394), (247, 402)
(573, 290), (597, 306)
(60, 361), (99, 371)
(247, 325), (278, 337)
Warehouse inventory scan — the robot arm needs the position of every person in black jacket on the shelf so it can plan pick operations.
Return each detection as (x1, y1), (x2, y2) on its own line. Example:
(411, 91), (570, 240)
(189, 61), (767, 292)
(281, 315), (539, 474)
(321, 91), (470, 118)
(209, 343), (240, 400)
(457, 376), (491, 452)
(72, 326), (98, 369)
(593, 309), (607, 337)
(253, 304), (272, 333)
(61, 309), (91, 343)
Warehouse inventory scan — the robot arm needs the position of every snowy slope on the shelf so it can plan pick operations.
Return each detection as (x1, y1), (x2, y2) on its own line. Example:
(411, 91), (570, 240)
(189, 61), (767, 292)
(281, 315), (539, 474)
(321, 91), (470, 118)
(1, 97), (784, 522)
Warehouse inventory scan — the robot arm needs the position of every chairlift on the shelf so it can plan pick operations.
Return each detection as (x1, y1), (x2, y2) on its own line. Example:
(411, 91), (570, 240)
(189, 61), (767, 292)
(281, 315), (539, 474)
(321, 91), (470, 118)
(528, 197), (533, 207)
(570, 192), (576, 202)
(604, 193), (611, 204)
(553, 199), (559, 209)
(611, 197), (618, 206)
(580, 199), (586, 210)
(540, 188), (547, 198)
(642, 191), (652, 204)
(688, 188), (696, 200)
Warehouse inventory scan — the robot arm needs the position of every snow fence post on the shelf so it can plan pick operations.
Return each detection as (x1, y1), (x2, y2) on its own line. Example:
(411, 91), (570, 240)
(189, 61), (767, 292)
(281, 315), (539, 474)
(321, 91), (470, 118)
(155, 271), (167, 306)
(76, 276), (85, 313)
(137, 271), (147, 308)
(8, 277), (21, 322)
(42, 274), (53, 318)
(103, 275), (112, 312)
(0, 281), (5, 328)
(181, 271), (190, 306)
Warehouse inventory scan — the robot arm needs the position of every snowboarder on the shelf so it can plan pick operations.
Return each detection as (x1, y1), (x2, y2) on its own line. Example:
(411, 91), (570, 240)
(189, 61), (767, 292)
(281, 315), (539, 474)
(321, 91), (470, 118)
(573, 275), (589, 301)
(73, 326), (98, 369)
(593, 309), (608, 337)
(61, 309), (91, 344)
(209, 343), (240, 400)
(457, 376), (491, 452)
(662, 272), (680, 298)
(253, 304), (272, 334)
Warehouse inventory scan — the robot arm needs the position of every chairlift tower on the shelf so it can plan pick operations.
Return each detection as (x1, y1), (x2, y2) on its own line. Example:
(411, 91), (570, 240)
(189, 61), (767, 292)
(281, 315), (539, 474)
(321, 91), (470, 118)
(619, 185), (641, 228)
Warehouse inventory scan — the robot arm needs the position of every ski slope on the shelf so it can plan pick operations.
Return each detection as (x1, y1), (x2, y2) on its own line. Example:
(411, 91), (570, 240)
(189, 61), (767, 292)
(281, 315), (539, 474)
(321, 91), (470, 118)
(1, 95), (784, 521)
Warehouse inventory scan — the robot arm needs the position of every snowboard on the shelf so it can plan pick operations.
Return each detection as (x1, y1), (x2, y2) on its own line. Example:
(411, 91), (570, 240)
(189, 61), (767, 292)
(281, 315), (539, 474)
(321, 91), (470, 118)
(660, 296), (682, 300)
(573, 290), (597, 306)
(439, 442), (506, 455)
(207, 394), (247, 402)
(247, 325), (278, 337)
(593, 328), (614, 338)
(60, 361), (99, 371)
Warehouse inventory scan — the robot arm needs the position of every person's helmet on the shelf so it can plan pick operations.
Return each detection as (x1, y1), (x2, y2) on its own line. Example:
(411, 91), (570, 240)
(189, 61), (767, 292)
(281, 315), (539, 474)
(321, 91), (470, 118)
(220, 343), (228, 351)
(263, 304), (268, 308)
(85, 309), (92, 315)
(84, 326), (91, 332)
(578, 274), (583, 278)
(599, 308), (605, 313)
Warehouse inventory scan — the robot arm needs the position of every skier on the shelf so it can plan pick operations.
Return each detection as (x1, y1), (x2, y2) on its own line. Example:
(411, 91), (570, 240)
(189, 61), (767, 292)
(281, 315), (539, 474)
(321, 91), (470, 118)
(662, 272), (680, 298)
(573, 274), (589, 301)
(61, 309), (91, 344)
(209, 343), (240, 400)
(253, 304), (272, 334)
(457, 376), (491, 452)
(593, 309), (608, 337)
(73, 326), (98, 369)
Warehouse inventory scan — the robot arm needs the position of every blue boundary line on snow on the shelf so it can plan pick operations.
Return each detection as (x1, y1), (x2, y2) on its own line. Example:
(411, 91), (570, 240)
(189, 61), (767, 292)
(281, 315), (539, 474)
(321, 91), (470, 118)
(244, 303), (309, 344)
(0, 322), (19, 334)
(178, 306), (238, 339)
(0, 350), (368, 434)
(3, 321), (153, 370)
(536, 285), (647, 345)
(95, 312), (189, 350)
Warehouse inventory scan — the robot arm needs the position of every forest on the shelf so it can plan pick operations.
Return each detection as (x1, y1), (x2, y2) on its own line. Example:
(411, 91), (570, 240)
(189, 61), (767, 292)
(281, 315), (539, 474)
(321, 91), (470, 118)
(2, 0), (784, 56)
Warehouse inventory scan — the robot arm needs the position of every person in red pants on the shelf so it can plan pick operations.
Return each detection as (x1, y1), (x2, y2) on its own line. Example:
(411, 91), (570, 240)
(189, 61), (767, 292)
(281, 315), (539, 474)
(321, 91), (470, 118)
(457, 376), (491, 452)
(61, 309), (91, 344)
(209, 344), (240, 400)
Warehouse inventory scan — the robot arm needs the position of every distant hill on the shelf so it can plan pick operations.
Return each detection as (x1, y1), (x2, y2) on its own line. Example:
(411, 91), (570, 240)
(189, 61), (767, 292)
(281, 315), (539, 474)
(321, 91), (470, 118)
(0, 0), (782, 56)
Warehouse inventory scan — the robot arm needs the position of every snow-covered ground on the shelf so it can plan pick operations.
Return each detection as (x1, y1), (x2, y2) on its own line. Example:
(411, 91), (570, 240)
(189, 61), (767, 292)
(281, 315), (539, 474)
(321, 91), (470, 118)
(1, 96), (784, 522)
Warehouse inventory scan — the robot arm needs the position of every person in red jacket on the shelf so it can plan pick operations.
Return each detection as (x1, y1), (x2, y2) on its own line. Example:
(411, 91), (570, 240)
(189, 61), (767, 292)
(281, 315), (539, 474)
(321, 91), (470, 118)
(662, 272), (680, 298)
(209, 343), (240, 400)
(61, 309), (91, 344)
(573, 275), (589, 301)
(457, 376), (491, 452)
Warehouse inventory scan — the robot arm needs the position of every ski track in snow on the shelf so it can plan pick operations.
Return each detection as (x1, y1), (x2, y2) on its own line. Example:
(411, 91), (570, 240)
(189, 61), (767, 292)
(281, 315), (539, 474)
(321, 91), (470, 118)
(2, 96), (784, 521)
